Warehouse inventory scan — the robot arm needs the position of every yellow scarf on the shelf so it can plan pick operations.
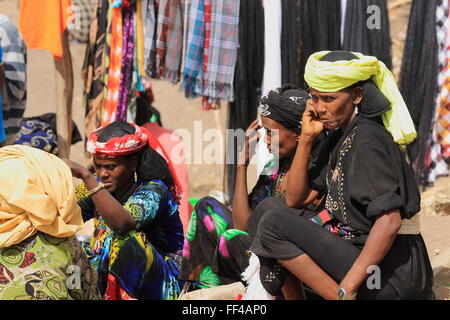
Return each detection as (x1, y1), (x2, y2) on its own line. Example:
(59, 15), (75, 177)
(304, 51), (416, 145)
(0, 145), (83, 248)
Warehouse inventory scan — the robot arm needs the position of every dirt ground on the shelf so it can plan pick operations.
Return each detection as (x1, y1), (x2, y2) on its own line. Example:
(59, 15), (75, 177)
(0, 0), (449, 299)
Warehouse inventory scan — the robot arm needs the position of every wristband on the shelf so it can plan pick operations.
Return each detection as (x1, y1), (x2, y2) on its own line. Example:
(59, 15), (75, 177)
(87, 182), (105, 196)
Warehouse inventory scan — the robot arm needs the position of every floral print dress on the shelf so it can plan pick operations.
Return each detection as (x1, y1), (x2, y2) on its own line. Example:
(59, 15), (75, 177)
(179, 156), (290, 288)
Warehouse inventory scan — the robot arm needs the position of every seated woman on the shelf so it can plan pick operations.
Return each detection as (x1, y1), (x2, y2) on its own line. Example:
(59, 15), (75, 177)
(250, 50), (434, 300)
(180, 85), (325, 290)
(65, 121), (184, 300)
(0, 145), (99, 300)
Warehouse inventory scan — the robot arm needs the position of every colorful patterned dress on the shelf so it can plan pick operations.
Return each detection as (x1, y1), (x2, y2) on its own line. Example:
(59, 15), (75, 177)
(0, 232), (100, 300)
(76, 179), (184, 300)
(179, 156), (290, 288)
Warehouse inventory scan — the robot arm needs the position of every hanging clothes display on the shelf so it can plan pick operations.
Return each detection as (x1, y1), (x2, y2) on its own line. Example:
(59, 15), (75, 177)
(342, 0), (392, 70)
(181, 0), (240, 110)
(427, 0), (450, 184)
(399, 0), (440, 185)
(83, 0), (184, 133)
(224, 0), (265, 202)
(297, 0), (341, 88)
(83, 0), (112, 136)
(280, 0), (302, 86)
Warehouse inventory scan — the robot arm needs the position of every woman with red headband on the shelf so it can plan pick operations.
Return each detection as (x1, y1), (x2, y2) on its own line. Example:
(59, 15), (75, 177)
(64, 121), (184, 300)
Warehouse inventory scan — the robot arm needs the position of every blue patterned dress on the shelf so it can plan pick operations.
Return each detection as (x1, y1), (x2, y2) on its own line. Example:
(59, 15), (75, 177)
(76, 179), (184, 300)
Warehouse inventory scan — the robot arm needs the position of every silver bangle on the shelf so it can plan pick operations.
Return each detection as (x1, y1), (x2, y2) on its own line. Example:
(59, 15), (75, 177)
(337, 287), (357, 300)
(87, 182), (105, 196)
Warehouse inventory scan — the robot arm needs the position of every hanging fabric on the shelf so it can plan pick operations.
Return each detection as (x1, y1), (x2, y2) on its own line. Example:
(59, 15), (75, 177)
(82, 0), (110, 137)
(181, 0), (205, 98)
(342, 0), (392, 70)
(298, 0), (341, 89)
(224, 0), (265, 203)
(399, 0), (440, 185)
(83, 0), (163, 132)
(280, 0), (302, 87)
(101, 3), (123, 126)
(19, 0), (73, 60)
(427, 0), (450, 184)
(144, 0), (157, 77)
(262, 0), (282, 96)
(258, 0), (282, 178)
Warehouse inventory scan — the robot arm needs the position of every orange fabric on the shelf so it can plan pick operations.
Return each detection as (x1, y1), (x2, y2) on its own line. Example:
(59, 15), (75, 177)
(102, 6), (123, 126)
(136, 0), (146, 77)
(19, 0), (73, 59)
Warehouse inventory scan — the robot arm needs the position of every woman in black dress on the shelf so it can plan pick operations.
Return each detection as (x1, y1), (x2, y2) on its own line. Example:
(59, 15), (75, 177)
(250, 51), (434, 300)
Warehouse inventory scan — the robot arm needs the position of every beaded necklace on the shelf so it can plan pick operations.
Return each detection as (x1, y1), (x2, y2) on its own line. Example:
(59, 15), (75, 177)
(273, 160), (290, 197)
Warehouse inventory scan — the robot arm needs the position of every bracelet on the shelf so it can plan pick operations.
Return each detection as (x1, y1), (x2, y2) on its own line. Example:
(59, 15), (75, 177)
(87, 182), (105, 196)
(337, 287), (357, 300)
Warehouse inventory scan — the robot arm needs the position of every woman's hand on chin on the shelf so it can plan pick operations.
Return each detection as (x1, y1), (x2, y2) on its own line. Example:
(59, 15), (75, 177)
(300, 99), (324, 140)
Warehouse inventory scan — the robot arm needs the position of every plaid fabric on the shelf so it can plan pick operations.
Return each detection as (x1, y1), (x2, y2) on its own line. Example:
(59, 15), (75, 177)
(68, 0), (96, 43)
(144, 0), (157, 77)
(0, 15), (27, 143)
(164, 0), (183, 83)
(436, 68), (450, 159)
(202, 0), (239, 102)
(155, 0), (170, 78)
(181, 0), (205, 98)
(434, 1), (450, 161)
(426, 0), (450, 183)
(200, 0), (219, 109)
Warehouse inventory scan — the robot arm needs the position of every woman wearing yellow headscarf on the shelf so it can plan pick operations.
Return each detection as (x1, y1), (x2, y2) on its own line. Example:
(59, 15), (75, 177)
(0, 145), (99, 300)
(249, 51), (433, 300)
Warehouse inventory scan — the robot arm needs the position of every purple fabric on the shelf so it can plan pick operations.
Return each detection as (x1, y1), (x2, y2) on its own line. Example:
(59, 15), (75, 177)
(116, 4), (135, 121)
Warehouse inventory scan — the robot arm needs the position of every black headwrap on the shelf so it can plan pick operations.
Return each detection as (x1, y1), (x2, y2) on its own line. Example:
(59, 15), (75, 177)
(97, 121), (174, 203)
(259, 84), (309, 134)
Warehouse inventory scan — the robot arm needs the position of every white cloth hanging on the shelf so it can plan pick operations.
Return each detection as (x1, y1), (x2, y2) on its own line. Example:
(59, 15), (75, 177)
(256, 0), (282, 177)
(340, 0), (348, 46)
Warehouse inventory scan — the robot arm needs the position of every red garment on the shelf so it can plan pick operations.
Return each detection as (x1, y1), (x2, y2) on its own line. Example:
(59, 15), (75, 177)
(143, 122), (192, 234)
(87, 123), (147, 157)
(103, 274), (136, 300)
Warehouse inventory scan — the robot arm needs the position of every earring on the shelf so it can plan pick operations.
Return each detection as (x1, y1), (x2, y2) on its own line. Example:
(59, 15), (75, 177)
(134, 169), (138, 183)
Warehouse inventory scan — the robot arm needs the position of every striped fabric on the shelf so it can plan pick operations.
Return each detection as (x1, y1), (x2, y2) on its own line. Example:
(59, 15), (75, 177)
(309, 209), (351, 237)
(0, 15), (27, 144)
(163, 0), (183, 83)
(202, 0), (239, 102)
(144, 0), (157, 77)
(181, 0), (205, 98)
(101, 6), (123, 126)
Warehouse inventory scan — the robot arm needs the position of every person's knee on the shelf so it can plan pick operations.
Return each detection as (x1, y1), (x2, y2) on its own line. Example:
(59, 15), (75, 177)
(258, 209), (285, 235)
(254, 197), (286, 213)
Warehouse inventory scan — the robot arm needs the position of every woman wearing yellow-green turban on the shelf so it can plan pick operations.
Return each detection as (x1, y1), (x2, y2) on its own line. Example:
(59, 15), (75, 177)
(249, 51), (433, 300)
